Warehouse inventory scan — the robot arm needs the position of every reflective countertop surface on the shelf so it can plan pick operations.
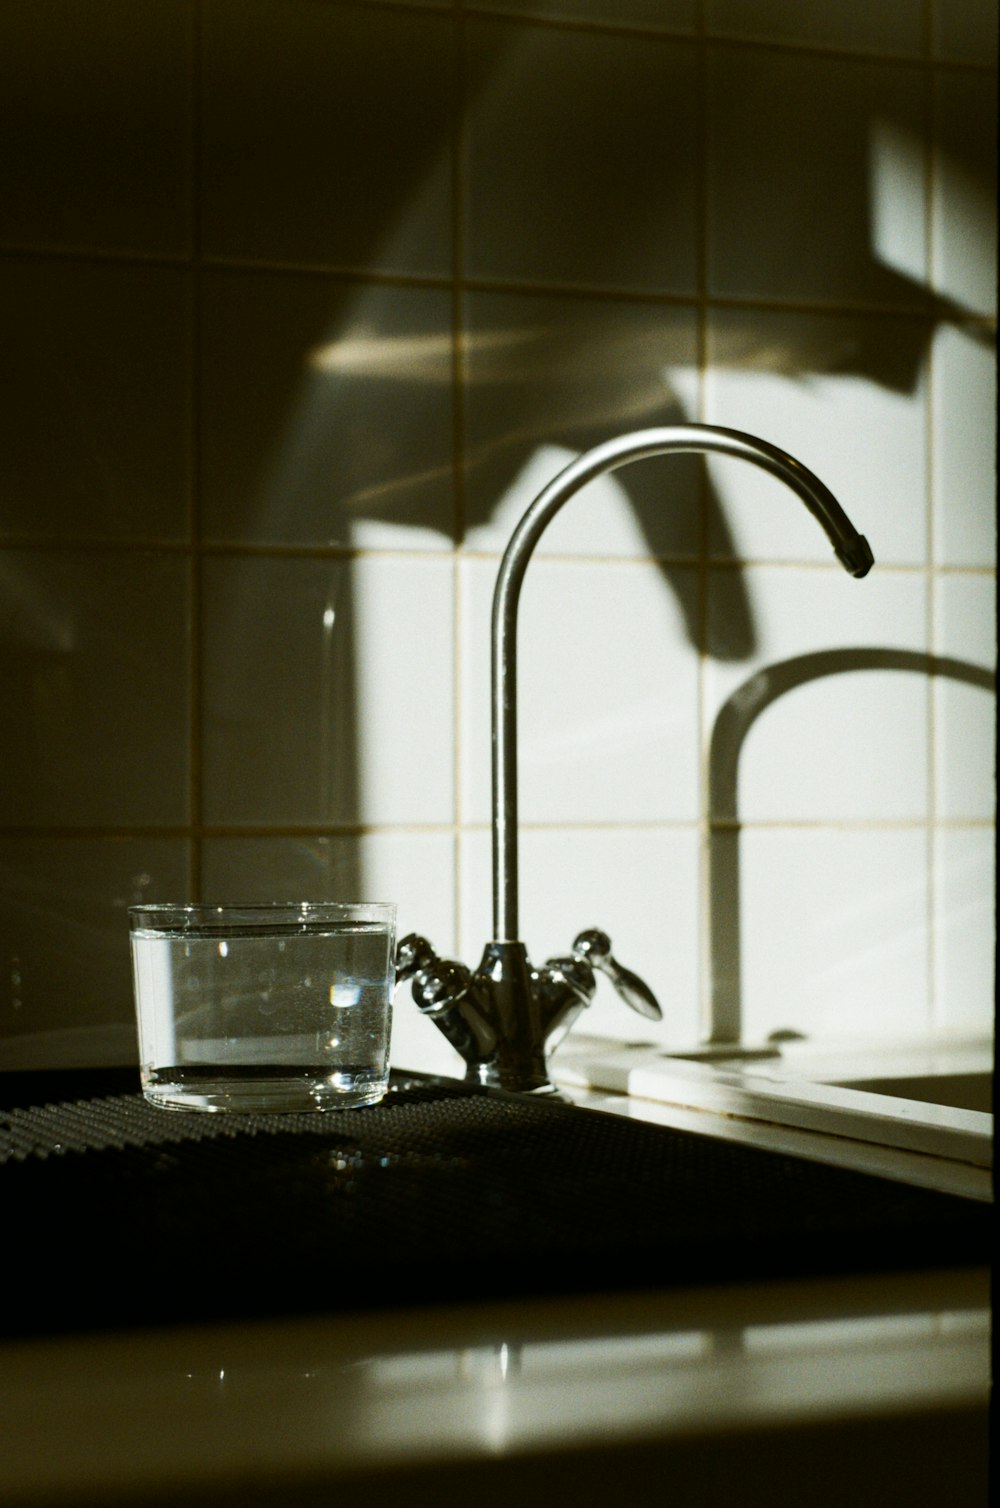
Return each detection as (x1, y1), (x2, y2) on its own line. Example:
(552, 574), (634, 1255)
(0, 1263), (989, 1508)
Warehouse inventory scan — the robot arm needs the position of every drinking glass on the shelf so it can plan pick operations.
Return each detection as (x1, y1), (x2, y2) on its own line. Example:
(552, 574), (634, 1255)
(129, 902), (396, 1112)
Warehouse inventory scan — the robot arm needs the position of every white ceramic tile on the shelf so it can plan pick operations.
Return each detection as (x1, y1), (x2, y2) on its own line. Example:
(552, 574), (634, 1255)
(463, 19), (700, 293)
(391, 996), (469, 1080)
(352, 557), (455, 825)
(932, 826), (996, 1036)
(361, 831), (463, 1076)
(461, 290), (702, 558)
(200, 0), (453, 275)
(931, 323), (998, 567)
(200, 828), (461, 1075)
(360, 831), (457, 957)
(931, 0), (1000, 62)
(0, 837), (190, 1059)
(0, 551), (191, 826)
(200, 270), (454, 550)
(738, 827), (931, 1042)
(705, 567), (930, 822)
(708, 49), (929, 305)
(459, 825), (702, 1046)
(201, 555), (454, 827)
(705, 308), (929, 567)
(465, 0), (698, 29)
(931, 70), (998, 318)
(0, 259), (190, 541)
(932, 574), (996, 822)
(705, 0), (924, 56)
(0, 0), (191, 255)
(459, 557), (701, 826)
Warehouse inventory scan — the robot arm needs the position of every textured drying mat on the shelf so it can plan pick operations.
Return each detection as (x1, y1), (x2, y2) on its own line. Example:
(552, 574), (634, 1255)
(0, 1070), (991, 1340)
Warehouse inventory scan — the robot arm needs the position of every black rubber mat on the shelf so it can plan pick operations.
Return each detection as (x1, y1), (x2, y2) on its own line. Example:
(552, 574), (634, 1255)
(0, 1069), (991, 1340)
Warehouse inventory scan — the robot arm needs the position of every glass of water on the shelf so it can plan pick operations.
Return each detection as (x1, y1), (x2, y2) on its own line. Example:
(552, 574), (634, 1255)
(128, 902), (396, 1113)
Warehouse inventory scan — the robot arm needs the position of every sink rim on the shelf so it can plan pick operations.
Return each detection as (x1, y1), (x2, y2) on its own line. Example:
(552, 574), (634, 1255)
(552, 1034), (994, 1181)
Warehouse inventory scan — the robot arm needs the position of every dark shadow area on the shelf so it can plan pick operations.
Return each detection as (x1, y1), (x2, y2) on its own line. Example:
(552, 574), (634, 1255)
(1, 1074), (990, 1342)
(706, 650), (996, 1044)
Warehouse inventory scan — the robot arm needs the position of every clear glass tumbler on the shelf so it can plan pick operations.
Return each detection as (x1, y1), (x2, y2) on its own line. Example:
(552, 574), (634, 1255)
(128, 902), (396, 1112)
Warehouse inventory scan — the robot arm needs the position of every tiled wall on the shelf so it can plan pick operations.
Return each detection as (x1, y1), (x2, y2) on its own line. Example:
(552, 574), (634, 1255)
(1, 0), (995, 1075)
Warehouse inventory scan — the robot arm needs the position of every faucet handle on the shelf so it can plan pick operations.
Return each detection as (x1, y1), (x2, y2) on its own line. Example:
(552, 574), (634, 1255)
(571, 929), (662, 1021)
(395, 933), (437, 984)
(395, 934), (473, 1013)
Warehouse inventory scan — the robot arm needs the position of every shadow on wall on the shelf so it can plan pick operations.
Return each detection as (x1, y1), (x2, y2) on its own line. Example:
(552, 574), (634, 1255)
(201, 19), (996, 906)
(706, 651), (996, 1045)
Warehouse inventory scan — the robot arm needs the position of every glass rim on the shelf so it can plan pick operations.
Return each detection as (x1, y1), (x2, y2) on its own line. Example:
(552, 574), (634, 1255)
(128, 900), (396, 928)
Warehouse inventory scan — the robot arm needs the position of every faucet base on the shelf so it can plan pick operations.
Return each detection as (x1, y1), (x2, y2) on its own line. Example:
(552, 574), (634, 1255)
(468, 940), (554, 1094)
(396, 930), (657, 1096)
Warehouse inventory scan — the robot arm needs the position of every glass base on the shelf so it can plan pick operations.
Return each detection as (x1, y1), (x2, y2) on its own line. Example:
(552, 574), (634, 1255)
(140, 1065), (389, 1114)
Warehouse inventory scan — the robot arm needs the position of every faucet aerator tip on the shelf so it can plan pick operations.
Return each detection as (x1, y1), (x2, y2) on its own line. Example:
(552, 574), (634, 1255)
(838, 535), (875, 578)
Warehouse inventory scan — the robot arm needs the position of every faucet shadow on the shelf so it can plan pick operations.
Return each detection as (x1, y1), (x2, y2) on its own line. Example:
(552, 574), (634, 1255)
(706, 649), (995, 1045)
(187, 20), (993, 915)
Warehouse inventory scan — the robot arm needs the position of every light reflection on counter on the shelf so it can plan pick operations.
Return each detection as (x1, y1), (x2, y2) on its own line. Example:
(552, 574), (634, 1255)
(0, 1270), (989, 1507)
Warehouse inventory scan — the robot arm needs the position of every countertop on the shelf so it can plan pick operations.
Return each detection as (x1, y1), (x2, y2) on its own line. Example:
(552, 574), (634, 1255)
(1, 1071), (991, 1508)
(0, 1263), (989, 1508)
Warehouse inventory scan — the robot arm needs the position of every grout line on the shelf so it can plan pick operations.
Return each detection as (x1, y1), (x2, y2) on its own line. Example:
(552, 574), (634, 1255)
(696, 15), (712, 1042)
(452, 1), (468, 946)
(924, 29), (941, 1033)
(7, 535), (980, 574)
(5, 515), (991, 594)
(461, 3), (701, 48)
(197, 256), (454, 288)
(0, 244), (194, 268)
(456, 1), (998, 72)
(188, 0), (205, 904)
(457, 280), (956, 320)
(5, 242), (993, 329)
(7, 816), (990, 840)
(703, 817), (953, 832)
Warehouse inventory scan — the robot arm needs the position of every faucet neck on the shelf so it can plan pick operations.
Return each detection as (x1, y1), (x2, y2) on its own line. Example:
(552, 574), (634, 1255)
(490, 424), (873, 943)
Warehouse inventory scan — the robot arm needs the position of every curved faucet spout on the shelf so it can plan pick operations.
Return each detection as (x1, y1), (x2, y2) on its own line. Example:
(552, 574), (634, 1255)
(491, 424), (874, 943)
(401, 423), (873, 1094)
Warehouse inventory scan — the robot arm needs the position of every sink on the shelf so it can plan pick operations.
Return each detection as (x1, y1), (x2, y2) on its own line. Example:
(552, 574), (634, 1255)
(826, 1072), (992, 1115)
(552, 1036), (993, 1193)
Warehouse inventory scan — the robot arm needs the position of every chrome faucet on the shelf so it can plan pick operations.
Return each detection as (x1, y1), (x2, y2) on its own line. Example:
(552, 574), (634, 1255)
(396, 425), (874, 1094)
